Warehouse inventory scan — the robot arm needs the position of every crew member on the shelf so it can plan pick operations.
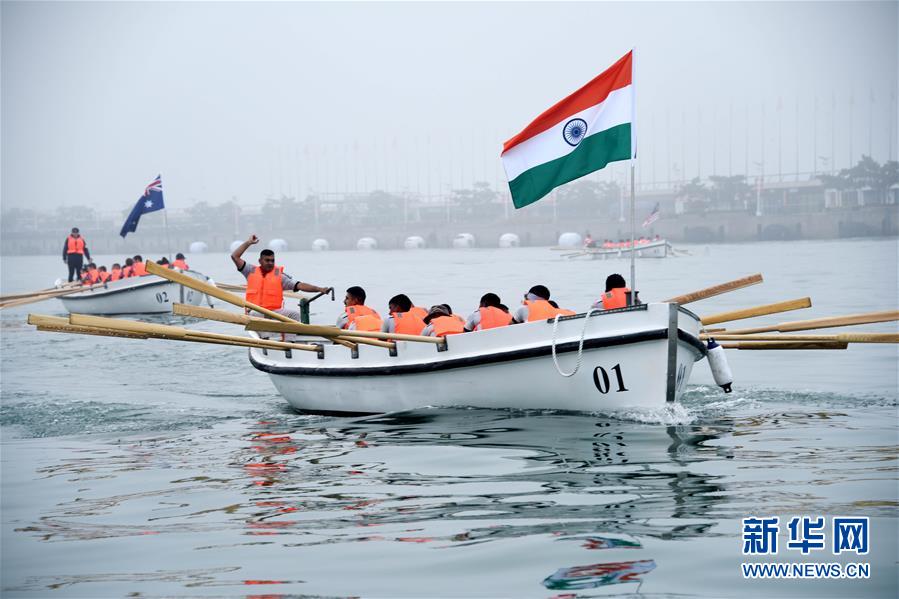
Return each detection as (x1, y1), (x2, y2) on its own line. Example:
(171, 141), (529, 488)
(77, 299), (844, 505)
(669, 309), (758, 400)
(172, 253), (189, 270)
(421, 305), (465, 337)
(338, 286), (382, 332)
(62, 227), (91, 283)
(231, 234), (329, 321)
(122, 258), (135, 277)
(382, 294), (427, 335)
(464, 293), (513, 332)
(131, 255), (149, 276)
(81, 263), (100, 285)
(97, 266), (111, 283)
(592, 273), (638, 310)
(110, 263), (124, 281)
(513, 285), (574, 323)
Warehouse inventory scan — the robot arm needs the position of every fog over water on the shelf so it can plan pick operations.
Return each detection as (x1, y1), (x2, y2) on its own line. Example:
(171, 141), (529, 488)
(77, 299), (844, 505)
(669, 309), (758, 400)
(2, 1), (897, 214)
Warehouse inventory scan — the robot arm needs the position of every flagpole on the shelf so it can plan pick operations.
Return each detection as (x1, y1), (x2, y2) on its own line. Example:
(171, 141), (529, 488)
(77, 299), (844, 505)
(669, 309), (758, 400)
(163, 209), (173, 261)
(629, 163), (636, 304)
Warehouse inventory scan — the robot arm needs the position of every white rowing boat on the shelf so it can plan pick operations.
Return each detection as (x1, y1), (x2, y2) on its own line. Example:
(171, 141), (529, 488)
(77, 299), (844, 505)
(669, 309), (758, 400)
(248, 303), (706, 414)
(58, 270), (213, 315)
(569, 239), (673, 260)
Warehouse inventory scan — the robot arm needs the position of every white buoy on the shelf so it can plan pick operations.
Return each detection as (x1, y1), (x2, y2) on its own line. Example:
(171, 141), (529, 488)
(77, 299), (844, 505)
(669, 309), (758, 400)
(557, 232), (582, 248)
(311, 238), (330, 251)
(269, 238), (288, 252)
(190, 241), (209, 254)
(452, 233), (476, 249)
(357, 237), (378, 250)
(498, 233), (520, 248)
(404, 235), (426, 249)
(706, 339), (733, 393)
(228, 240), (243, 253)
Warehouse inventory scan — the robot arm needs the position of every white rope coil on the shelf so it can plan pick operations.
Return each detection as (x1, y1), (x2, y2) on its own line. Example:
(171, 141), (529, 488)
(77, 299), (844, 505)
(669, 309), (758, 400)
(551, 308), (600, 377)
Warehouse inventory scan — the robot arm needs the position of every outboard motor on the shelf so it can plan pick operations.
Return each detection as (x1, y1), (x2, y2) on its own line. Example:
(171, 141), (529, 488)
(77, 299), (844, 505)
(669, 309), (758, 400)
(706, 338), (733, 393)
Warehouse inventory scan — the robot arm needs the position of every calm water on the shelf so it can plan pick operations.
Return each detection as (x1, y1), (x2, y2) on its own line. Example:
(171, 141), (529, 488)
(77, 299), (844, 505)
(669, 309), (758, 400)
(1, 239), (897, 598)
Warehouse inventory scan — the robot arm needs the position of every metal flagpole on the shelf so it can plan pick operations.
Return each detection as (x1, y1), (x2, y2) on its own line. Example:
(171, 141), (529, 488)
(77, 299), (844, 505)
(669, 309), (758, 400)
(163, 209), (173, 261)
(629, 163), (636, 304)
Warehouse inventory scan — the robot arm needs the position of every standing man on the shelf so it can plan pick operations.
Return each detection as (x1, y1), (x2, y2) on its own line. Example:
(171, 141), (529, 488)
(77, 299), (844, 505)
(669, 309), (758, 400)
(62, 227), (91, 282)
(231, 234), (330, 321)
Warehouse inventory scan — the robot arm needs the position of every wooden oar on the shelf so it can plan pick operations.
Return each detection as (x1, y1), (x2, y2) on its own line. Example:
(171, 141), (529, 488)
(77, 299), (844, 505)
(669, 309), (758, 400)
(0, 284), (104, 309)
(700, 297), (811, 326)
(722, 310), (899, 335)
(703, 333), (899, 343)
(245, 319), (445, 344)
(146, 261), (372, 350)
(1, 283), (78, 301)
(67, 313), (321, 352)
(721, 341), (848, 350)
(146, 261), (294, 322)
(28, 314), (150, 339)
(664, 273), (763, 305)
(171, 303), (393, 349)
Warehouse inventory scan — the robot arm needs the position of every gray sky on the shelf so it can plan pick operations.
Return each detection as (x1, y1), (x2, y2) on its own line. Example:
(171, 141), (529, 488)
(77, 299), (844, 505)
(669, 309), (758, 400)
(2, 1), (896, 213)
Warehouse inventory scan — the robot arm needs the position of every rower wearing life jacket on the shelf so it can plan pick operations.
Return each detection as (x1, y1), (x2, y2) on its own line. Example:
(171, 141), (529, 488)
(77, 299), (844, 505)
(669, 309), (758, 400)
(97, 266), (111, 283)
(464, 292), (513, 332)
(81, 263), (100, 285)
(122, 258), (135, 277)
(513, 285), (575, 323)
(171, 253), (189, 270)
(591, 273), (639, 310)
(382, 294), (427, 335)
(338, 286), (382, 332)
(110, 263), (124, 281)
(230, 234), (330, 322)
(131, 255), (149, 276)
(422, 305), (465, 337)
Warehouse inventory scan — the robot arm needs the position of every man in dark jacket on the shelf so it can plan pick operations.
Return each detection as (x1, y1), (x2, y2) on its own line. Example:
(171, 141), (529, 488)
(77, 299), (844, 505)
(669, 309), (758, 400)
(62, 227), (92, 282)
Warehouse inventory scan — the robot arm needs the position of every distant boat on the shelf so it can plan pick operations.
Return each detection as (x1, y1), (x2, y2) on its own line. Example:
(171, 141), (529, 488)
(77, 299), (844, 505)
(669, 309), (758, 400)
(58, 270), (212, 315)
(562, 239), (673, 260)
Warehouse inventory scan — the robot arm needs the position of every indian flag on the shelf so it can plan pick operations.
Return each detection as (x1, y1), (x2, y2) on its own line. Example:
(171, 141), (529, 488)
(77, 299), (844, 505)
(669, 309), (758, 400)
(501, 50), (635, 209)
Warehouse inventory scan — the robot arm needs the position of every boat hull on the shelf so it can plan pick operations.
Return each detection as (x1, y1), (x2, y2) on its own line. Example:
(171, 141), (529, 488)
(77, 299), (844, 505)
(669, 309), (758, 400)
(249, 303), (706, 414)
(585, 239), (671, 259)
(58, 271), (211, 315)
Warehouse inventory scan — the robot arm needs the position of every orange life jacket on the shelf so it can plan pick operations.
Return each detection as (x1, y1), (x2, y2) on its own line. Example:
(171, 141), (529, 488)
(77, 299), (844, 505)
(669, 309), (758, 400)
(122, 266), (134, 278)
(392, 311), (426, 335)
(85, 269), (100, 284)
(98, 271), (110, 283)
(110, 268), (123, 281)
(344, 305), (381, 331)
(409, 306), (428, 321)
(246, 266), (284, 311)
(525, 299), (565, 322)
(478, 306), (512, 330)
(172, 259), (189, 270)
(80, 272), (92, 285)
(430, 315), (464, 337)
(131, 261), (148, 276)
(66, 235), (85, 254)
(601, 287), (631, 310)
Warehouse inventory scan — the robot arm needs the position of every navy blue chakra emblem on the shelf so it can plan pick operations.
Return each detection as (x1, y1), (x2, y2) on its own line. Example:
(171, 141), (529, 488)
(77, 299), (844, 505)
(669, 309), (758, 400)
(563, 118), (588, 146)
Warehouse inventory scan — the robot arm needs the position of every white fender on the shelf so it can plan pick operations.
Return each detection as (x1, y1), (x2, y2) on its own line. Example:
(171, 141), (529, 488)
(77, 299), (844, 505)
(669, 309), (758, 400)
(706, 338), (733, 393)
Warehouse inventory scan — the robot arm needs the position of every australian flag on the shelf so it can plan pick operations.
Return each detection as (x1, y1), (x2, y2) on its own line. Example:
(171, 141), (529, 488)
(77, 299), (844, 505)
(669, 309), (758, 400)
(120, 175), (165, 237)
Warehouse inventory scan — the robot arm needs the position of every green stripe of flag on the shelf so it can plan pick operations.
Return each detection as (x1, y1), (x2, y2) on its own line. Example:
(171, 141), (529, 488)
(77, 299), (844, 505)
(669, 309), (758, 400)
(508, 123), (632, 209)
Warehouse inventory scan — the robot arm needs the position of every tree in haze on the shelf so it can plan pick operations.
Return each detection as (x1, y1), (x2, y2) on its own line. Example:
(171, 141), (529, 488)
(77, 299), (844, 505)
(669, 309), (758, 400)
(817, 156), (899, 203)
(449, 182), (501, 221)
(677, 178), (711, 213)
(363, 190), (406, 225)
(556, 180), (621, 219)
(708, 175), (752, 211)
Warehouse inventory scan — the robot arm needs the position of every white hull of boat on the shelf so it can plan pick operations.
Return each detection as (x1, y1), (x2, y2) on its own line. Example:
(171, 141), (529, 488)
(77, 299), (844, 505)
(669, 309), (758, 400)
(58, 271), (211, 315)
(248, 303), (706, 414)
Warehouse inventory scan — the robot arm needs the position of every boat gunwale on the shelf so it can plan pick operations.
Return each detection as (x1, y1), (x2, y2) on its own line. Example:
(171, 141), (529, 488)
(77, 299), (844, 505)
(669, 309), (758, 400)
(58, 271), (207, 302)
(249, 328), (706, 377)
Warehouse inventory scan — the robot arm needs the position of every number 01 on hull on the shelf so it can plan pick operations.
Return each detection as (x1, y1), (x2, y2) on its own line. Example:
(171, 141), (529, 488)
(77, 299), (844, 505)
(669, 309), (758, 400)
(248, 303), (707, 414)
